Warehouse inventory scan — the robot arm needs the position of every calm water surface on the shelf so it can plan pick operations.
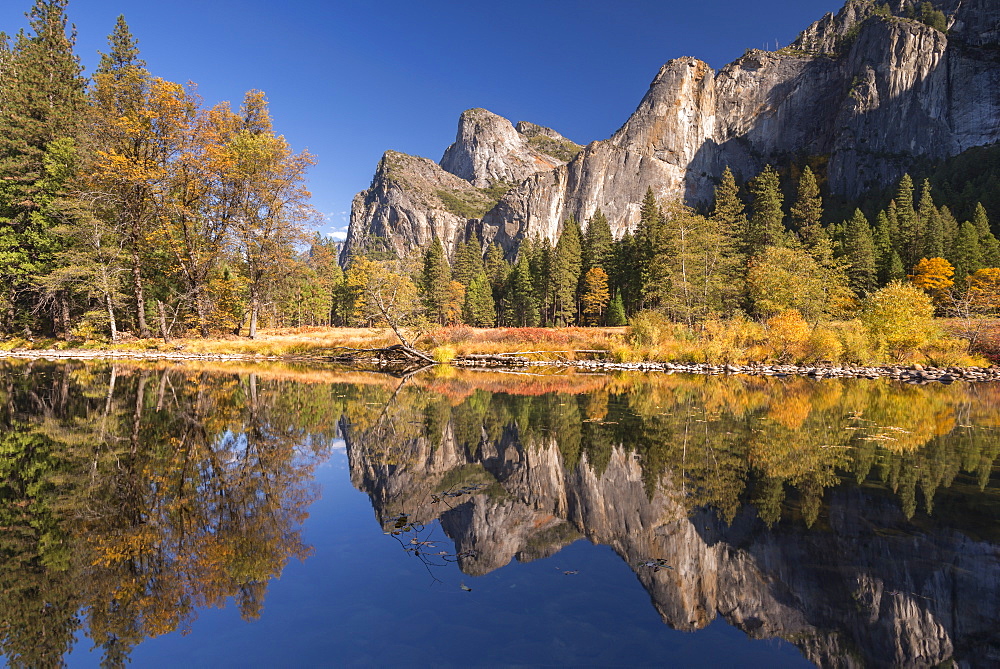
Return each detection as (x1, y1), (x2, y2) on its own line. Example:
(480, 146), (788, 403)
(0, 361), (997, 667)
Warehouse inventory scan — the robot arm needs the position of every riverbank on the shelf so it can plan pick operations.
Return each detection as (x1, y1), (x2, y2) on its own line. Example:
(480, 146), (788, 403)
(2, 338), (997, 384)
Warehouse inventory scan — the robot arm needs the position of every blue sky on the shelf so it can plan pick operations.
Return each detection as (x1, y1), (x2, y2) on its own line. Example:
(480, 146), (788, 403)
(1, 0), (844, 239)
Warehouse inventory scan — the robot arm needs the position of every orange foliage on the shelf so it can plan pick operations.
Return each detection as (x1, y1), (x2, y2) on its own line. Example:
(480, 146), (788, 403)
(910, 257), (955, 303)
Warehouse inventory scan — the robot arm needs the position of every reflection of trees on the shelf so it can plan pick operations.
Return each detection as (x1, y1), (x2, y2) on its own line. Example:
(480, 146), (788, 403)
(5, 361), (997, 666)
(367, 368), (1000, 533)
(0, 361), (341, 667)
(345, 368), (1000, 668)
(599, 375), (1000, 525)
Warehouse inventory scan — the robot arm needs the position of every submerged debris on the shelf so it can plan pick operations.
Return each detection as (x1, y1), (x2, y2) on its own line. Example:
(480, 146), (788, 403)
(431, 483), (489, 503)
(637, 558), (675, 572)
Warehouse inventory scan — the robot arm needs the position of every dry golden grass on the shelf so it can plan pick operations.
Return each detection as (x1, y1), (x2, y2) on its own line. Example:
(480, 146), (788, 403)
(3, 317), (997, 367)
(44, 326), (402, 357)
(421, 326), (625, 359)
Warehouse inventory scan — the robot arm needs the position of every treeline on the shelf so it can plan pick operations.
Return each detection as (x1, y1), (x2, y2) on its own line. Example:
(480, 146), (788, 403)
(0, 1), (341, 342)
(342, 164), (1000, 332)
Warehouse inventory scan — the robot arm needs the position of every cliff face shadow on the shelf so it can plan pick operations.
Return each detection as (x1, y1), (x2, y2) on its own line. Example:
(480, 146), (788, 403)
(682, 12), (998, 203)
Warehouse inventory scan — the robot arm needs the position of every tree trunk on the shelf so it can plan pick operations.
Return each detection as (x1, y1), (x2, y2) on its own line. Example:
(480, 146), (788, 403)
(59, 292), (70, 339)
(156, 370), (168, 412)
(156, 300), (170, 343)
(131, 373), (147, 456)
(233, 309), (247, 337)
(106, 293), (118, 342)
(132, 250), (150, 338)
(249, 291), (259, 339)
(194, 287), (209, 337)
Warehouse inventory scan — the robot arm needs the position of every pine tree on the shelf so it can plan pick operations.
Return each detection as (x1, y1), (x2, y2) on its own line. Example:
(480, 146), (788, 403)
(873, 211), (891, 270)
(634, 187), (663, 307)
(973, 203), (1000, 267)
(885, 250), (906, 284)
(895, 174), (920, 268)
(89, 15), (152, 336)
(790, 165), (823, 245)
(451, 237), (484, 288)
(843, 209), (877, 296)
(582, 209), (613, 274)
(712, 167), (747, 233)
(953, 220), (982, 283)
(708, 166), (747, 312)
(421, 238), (451, 324)
(917, 179), (942, 259)
(922, 209), (944, 261)
(612, 231), (641, 316)
(462, 272), (495, 326)
(939, 205), (959, 253)
(484, 242), (510, 323)
(0, 0), (86, 334)
(606, 290), (627, 326)
(886, 199), (900, 248)
(529, 236), (552, 325)
(506, 250), (538, 326)
(552, 215), (583, 325)
(745, 165), (785, 257)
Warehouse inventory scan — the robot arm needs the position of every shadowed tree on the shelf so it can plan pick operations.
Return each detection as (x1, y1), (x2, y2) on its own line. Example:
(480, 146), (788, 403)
(790, 165), (823, 246)
(843, 209), (877, 297)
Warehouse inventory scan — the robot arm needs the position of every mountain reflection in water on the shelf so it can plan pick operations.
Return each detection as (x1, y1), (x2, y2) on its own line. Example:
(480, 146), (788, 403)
(0, 361), (997, 667)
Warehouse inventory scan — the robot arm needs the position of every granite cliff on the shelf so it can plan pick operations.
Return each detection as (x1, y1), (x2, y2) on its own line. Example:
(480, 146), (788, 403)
(342, 409), (1000, 668)
(344, 0), (1000, 261)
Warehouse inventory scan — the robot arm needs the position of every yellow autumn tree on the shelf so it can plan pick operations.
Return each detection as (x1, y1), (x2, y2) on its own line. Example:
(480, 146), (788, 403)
(765, 309), (811, 362)
(580, 267), (610, 325)
(967, 267), (1000, 315)
(909, 257), (954, 305)
(859, 280), (939, 360)
(445, 281), (465, 325)
(226, 90), (316, 338)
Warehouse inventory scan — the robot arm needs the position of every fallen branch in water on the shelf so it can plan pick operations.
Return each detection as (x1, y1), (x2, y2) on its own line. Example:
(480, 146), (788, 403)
(328, 343), (436, 365)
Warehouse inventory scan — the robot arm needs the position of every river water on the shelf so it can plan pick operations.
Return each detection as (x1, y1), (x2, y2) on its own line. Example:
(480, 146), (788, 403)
(0, 360), (997, 667)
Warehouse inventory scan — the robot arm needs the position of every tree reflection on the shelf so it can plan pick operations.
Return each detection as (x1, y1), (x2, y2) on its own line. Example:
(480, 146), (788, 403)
(343, 367), (1000, 667)
(0, 361), (341, 667)
(343, 369), (1000, 529)
(3, 361), (999, 667)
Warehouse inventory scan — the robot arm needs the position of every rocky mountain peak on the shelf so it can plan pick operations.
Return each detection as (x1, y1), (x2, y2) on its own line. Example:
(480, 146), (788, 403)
(440, 108), (581, 187)
(347, 0), (1000, 262)
(340, 149), (491, 262)
(791, 0), (883, 55)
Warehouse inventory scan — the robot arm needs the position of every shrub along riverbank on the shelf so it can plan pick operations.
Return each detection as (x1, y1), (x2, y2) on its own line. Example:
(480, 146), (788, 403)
(1, 311), (998, 376)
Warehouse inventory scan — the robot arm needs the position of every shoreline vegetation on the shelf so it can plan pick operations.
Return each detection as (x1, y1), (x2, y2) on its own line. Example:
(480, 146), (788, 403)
(1, 320), (998, 383)
(4, 4), (1000, 369)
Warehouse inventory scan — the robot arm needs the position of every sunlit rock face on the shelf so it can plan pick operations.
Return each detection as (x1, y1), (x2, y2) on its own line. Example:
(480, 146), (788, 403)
(440, 109), (577, 188)
(344, 410), (1000, 668)
(340, 151), (484, 262)
(346, 0), (1000, 260)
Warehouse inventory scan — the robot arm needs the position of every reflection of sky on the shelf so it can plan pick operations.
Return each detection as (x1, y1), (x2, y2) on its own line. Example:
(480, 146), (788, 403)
(68, 448), (808, 667)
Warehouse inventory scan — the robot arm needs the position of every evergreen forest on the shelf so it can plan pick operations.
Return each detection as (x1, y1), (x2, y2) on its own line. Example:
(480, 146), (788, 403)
(4, 0), (1000, 353)
(0, 0), (342, 342)
(358, 165), (1000, 341)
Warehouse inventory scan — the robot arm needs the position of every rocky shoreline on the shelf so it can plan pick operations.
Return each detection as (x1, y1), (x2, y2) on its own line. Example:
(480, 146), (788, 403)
(454, 357), (1000, 384)
(2, 348), (998, 383)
